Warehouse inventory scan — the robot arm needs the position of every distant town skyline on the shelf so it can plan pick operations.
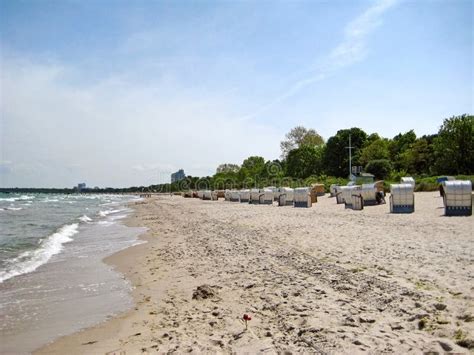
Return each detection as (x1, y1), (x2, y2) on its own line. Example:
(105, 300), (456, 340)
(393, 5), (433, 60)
(1, 0), (472, 187)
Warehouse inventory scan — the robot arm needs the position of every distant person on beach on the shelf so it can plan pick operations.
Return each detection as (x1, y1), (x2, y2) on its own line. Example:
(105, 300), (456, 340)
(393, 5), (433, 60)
(376, 191), (385, 204)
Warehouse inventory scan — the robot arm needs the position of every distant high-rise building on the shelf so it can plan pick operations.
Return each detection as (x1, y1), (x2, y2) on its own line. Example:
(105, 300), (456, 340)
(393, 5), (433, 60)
(77, 183), (86, 192)
(171, 169), (185, 183)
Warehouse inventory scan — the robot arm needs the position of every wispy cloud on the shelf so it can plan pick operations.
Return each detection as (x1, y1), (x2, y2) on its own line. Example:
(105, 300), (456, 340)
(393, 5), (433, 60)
(238, 0), (398, 121)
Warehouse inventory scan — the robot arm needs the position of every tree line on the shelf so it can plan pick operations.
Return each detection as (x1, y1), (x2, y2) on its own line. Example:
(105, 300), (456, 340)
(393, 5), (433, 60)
(2, 114), (471, 194)
(162, 114), (473, 192)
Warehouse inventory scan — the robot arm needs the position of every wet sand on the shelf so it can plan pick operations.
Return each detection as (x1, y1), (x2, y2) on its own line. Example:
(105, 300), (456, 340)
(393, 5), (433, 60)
(35, 192), (473, 354)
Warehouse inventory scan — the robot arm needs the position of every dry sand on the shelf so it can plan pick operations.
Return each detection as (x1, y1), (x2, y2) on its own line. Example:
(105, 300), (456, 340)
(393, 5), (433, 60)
(36, 192), (473, 354)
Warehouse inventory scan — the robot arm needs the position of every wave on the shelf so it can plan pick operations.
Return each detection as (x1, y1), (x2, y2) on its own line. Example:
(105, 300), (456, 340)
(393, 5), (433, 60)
(0, 195), (34, 202)
(0, 223), (79, 283)
(98, 209), (125, 217)
(40, 199), (60, 203)
(1, 207), (23, 211)
(109, 214), (127, 221)
(78, 215), (92, 222)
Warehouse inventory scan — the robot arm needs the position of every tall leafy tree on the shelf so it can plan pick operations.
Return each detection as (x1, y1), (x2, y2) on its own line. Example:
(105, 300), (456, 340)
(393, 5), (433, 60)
(216, 163), (240, 174)
(286, 145), (325, 179)
(280, 126), (324, 158)
(399, 137), (435, 175)
(238, 156), (266, 183)
(324, 128), (368, 177)
(433, 114), (474, 174)
(389, 130), (417, 171)
(262, 159), (285, 179)
(359, 138), (390, 166)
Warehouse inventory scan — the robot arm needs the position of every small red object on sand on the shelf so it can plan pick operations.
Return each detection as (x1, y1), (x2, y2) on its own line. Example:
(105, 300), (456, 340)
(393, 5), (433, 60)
(243, 314), (252, 329)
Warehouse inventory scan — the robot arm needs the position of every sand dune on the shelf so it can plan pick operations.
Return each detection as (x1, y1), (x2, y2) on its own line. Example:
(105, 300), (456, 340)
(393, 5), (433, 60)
(36, 192), (473, 354)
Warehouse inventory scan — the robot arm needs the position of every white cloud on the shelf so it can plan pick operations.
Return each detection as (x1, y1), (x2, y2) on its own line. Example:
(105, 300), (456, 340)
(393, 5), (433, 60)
(238, 0), (399, 122)
(330, 0), (398, 68)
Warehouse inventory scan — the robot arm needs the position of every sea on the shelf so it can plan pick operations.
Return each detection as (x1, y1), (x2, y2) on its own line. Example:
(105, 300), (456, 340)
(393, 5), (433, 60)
(0, 192), (147, 354)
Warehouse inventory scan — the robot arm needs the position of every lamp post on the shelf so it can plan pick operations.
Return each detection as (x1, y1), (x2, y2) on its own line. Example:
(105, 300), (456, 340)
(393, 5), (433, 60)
(346, 134), (353, 179)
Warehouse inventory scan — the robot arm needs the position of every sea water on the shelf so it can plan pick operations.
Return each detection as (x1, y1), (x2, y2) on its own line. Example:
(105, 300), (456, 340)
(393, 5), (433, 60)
(0, 193), (146, 354)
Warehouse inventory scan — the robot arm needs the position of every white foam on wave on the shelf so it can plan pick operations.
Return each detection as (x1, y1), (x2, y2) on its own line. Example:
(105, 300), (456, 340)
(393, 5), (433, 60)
(5, 207), (23, 211)
(0, 195), (34, 202)
(109, 214), (127, 221)
(78, 215), (92, 223)
(97, 209), (125, 217)
(100, 201), (118, 206)
(40, 199), (60, 203)
(0, 223), (79, 283)
(64, 195), (101, 200)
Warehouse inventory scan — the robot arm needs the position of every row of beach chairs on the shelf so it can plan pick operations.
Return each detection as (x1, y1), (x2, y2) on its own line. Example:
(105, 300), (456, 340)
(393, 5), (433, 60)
(186, 187), (317, 208)
(330, 177), (472, 216)
(185, 178), (472, 216)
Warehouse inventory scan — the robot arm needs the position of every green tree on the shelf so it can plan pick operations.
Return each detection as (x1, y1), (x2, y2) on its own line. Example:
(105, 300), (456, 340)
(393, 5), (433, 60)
(399, 137), (435, 175)
(365, 159), (393, 180)
(286, 145), (325, 179)
(216, 163), (240, 174)
(280, 126), (324, 158)
(389, 130), (417, 171)
(359, 138), (390, 167)
(433, 114), (474, 174)
(365, 133), (381, 144)
(324, 128), (368, 177)
(238, 156), (266, 182)
(262, 159), (285, 179)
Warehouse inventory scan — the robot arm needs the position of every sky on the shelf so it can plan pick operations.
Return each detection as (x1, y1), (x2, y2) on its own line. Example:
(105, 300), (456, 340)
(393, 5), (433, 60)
(0, 0), (472, 187)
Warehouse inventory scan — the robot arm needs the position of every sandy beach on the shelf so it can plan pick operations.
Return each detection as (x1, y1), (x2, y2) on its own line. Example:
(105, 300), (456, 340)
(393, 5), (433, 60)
(35, 192), (473, 354)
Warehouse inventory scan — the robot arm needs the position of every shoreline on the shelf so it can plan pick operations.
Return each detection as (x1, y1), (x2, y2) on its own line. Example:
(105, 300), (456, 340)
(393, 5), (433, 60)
(35, 193), (473, 354)
(0, 194), (147, 355)
(34, 199), (156, 354)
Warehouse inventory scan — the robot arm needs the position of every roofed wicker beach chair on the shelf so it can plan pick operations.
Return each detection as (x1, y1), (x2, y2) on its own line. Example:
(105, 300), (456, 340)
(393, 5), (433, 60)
(335, 186), (344, 204)
(230, 190), (240, 202)
(239, 189), (250, 203)
(182, 190), (193, 198)
(351, 194), (364, 210)
(389, 183), (414, 213)
(250, 189), (261, 204)
(278, 187), (294, 206)
(294, 187), (312, 208)
(359, 183), (380, 206)
(270, 187), (281, 201)
(442, 180), (472, 216)
(259, 189), (273, 205)
(340, 185), (361, 209)
(202, 190), (212, 200)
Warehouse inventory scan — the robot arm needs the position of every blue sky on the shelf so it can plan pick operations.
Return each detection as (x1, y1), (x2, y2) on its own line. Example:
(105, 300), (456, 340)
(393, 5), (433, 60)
(0, 0), (472, 187)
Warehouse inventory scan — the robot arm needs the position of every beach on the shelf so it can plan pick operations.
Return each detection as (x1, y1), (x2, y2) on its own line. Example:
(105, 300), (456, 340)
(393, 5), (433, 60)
(36, 192), (473, 354)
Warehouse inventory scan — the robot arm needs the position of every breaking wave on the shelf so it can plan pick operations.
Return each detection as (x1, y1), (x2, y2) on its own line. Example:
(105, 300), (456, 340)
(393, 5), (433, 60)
(0, 223), (79, 283)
